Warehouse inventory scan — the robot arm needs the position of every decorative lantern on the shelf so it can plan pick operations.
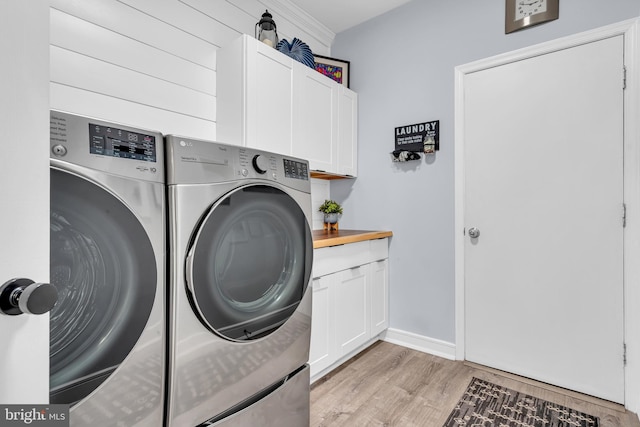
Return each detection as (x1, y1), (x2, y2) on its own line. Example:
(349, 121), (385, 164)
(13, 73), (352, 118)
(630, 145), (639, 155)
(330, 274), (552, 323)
(255, 10), (278, 48)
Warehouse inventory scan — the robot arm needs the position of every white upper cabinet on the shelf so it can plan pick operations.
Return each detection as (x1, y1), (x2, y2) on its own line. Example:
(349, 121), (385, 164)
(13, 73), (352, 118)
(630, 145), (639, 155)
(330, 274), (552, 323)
(336, 86), (358, 177)
(216, 34), (357, 177)
(216, 35), (294, 154)
(292, 65), (337, 172)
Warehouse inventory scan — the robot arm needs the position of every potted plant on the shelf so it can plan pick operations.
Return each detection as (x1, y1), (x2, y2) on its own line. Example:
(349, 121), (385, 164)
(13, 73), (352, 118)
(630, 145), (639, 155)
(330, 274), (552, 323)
(319, 199), (343, 230)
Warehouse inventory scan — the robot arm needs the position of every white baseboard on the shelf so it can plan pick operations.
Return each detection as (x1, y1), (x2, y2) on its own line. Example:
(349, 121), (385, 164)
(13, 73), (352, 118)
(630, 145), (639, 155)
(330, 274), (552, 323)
(382, 328), (456, 360)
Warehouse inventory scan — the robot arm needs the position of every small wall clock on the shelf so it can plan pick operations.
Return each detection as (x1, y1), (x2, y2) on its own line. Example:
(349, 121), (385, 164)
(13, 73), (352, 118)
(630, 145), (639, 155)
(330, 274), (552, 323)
(505, 0), (559, 34)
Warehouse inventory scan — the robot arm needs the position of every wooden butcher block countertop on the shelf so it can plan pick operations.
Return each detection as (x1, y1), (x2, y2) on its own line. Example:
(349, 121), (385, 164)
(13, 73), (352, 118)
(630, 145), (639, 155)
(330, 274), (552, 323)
(312, 229), (393, 249)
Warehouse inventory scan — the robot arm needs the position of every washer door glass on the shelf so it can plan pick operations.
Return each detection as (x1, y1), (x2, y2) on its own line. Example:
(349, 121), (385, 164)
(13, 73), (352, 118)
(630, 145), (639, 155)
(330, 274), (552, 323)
(49, 168), (156, 404)
(188, 184), (312, 341)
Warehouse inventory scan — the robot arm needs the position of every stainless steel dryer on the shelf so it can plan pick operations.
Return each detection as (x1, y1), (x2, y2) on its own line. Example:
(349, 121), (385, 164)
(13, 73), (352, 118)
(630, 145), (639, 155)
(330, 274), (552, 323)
(49, 111), (165, 426)
(165, 136), (313, 427)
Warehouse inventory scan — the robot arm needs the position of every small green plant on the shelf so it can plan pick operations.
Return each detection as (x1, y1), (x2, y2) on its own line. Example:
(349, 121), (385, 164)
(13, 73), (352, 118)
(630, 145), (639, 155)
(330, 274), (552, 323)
(318, 199), (343, 215)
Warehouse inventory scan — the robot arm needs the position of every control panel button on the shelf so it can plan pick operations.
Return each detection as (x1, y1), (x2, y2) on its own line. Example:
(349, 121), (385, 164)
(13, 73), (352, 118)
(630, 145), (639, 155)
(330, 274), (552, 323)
(252, 154), (268, 174)
(51, 144), (67, 157)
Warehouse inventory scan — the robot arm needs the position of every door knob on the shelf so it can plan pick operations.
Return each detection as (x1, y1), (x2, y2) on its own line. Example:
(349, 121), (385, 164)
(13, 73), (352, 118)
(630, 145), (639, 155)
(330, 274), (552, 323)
(0, 278), (58, 315)
(468, 227), (480, 239)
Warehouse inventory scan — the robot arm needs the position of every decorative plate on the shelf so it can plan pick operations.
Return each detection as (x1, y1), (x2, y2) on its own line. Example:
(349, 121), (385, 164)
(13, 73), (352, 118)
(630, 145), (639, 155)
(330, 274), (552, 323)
(276, 38), (314, 68)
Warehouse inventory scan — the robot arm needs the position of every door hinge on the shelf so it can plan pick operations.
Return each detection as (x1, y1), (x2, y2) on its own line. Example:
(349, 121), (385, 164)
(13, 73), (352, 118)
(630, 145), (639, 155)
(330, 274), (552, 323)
(623, 66), (627, 90)
(624, 343), (627, 366)
(622, 203), (627, 227)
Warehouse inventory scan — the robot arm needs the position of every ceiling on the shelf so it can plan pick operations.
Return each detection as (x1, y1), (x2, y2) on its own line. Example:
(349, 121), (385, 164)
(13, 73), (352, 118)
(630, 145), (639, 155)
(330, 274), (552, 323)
(293, 0), (412, 34)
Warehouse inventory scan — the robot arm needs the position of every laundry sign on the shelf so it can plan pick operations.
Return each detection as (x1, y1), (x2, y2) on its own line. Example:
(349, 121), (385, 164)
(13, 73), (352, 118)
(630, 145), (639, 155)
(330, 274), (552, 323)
(394, 120), (439, 153)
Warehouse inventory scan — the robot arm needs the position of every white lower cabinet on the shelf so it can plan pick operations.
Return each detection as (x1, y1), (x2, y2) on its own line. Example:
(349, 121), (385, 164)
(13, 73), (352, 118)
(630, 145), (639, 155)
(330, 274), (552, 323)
(369, 259), (389, 337)
(309, 276), (335, 375)
(335, 266), (369, 356)
(309, 238), (389, 382)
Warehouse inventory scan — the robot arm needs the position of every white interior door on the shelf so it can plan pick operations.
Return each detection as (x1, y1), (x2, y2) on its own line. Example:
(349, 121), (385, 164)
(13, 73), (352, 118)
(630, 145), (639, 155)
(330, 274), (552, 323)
(0, 1), (50, 404)
(463, 35), (625, 403)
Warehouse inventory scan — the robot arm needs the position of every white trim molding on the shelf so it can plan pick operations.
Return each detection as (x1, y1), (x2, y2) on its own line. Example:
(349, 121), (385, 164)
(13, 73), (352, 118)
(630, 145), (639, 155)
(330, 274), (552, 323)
(454, 18), (640, 413)
(262, 0), (335, 48)
(382, 328), (456, 361)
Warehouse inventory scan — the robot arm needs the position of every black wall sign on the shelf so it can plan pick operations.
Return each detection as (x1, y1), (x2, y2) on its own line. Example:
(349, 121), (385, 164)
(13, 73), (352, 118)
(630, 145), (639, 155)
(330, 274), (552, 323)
(394, 120), (439, 153)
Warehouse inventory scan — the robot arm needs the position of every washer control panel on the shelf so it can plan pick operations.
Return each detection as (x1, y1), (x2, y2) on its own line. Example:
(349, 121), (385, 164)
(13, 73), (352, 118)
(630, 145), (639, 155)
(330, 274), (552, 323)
(88, 122), (157, 163)
(50, 110), (164, 183)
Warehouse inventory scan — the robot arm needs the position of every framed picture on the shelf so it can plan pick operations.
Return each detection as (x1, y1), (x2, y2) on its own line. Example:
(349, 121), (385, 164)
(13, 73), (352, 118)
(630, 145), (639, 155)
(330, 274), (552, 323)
(314, 55), (350, 88)
(505, 0), (559, 34)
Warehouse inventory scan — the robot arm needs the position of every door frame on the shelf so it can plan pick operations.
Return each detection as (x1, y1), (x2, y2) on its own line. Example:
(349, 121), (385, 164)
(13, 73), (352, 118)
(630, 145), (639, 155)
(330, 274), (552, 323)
(454, 19), (640, 411)
(0, 1), (50, 403)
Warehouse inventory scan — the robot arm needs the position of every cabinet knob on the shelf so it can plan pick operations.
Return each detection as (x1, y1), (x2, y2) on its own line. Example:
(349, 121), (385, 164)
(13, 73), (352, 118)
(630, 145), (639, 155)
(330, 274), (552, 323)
(0, 278), (58, 315)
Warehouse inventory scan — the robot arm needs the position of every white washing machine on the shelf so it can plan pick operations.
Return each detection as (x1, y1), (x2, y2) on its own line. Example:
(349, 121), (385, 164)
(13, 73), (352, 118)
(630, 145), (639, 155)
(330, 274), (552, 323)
(49, 111), (165, 426)
(165, 136), (313, 427)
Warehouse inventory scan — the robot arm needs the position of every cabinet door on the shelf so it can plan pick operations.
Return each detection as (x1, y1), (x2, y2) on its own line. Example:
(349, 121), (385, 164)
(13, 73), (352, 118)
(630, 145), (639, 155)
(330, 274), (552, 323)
(246, 42), (294, 154)
(335, 266), (369, 356)
(337, 87), (358, 177)
(369, 259), (389, 336)
(309, 276), (335, 377)
(292, 66), (337, 172)
(217, 35), (294, 152)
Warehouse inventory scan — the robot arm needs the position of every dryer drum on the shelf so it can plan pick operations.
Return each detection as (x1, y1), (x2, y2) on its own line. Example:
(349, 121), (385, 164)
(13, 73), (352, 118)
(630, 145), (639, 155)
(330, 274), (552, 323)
(49, 168), (156, 404)
(187, 184), (312, 341)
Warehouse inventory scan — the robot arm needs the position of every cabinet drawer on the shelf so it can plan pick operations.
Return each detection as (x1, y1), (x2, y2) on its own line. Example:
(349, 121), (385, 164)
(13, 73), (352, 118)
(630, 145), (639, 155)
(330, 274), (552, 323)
(370, 238), (389, 261)
(312, 238), (388, 278)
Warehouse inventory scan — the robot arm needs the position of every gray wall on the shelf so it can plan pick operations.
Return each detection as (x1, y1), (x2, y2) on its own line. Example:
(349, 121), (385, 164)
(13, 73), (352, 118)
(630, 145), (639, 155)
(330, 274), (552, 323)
(330, 0), (640, 344)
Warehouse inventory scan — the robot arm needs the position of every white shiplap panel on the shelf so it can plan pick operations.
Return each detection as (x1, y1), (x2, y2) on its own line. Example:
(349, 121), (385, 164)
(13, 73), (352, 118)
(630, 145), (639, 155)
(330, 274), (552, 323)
(181, 0), (256, 38)
(223, 0), (268, 30)
(51, 45), (216, 121)
(48, 0), (333, 141)
(51, 83), (216, 140)
(51, 8), (215, 96)
(50, 0), (216, 70)
(120, 0), (241, 49)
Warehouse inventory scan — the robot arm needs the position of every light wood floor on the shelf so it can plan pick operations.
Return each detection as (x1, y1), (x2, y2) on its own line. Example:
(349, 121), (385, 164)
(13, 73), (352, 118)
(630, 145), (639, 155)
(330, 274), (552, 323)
(310, 341), (640, 427)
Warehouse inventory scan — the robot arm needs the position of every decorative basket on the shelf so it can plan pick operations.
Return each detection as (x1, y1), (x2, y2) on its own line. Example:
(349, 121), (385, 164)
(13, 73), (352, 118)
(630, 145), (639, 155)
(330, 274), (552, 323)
(276, 38), (315, 68)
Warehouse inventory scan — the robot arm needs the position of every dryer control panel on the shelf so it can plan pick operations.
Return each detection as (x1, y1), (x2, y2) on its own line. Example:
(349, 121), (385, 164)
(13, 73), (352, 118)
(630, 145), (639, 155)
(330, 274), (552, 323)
(282, 158), (309, 180)
(165, 135), (311, 194)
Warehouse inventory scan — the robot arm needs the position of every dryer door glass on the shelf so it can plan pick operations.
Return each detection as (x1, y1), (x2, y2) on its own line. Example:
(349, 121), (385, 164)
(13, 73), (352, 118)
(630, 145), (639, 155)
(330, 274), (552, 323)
(49, 168), (157, 405)
(188, 184), (312, 341)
